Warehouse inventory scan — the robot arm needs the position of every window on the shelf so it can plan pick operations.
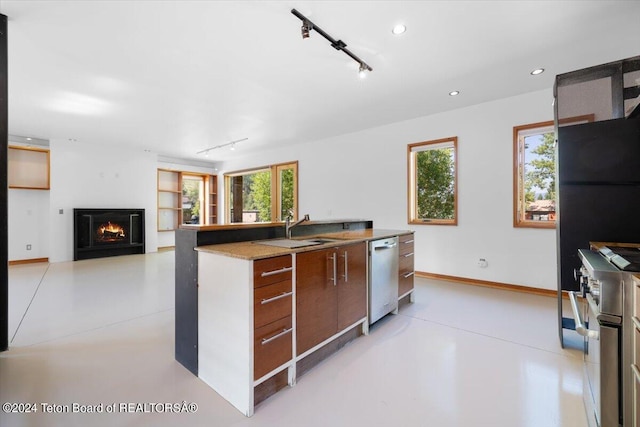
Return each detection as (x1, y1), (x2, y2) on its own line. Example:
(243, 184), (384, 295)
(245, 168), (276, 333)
(513, 115), (593, 228)
(224, 161), (298, 223)
(408, 137), (458, 225)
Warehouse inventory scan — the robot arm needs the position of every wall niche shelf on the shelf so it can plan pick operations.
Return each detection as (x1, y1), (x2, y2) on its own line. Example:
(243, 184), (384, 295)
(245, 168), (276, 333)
(8, 146), (50, 190)
(157, 169), (181, 231)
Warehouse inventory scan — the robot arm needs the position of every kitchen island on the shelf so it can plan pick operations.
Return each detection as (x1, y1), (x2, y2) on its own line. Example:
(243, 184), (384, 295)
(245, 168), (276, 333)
(194, 228), (414, 416)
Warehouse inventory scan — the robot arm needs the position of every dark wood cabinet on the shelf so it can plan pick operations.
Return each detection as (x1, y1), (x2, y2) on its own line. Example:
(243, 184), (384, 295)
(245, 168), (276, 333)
(398, 233), (415, 298)
(296, 242), (366, 355)
(296, 248), (338, 355)
(337, 242), (367, 331)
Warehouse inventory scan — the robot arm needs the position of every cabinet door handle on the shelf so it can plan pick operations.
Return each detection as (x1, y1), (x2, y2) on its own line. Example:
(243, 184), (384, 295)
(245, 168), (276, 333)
(403, 252), (414, 258)
(260, 266), (293, 277)
(403, 239), (415, 244)
(403, 271), (415, 279)
(261, 291), (293, 305)
(329, 254), (337, 286)
(341, 251), (348, 282)
(261, 327), (293, 345)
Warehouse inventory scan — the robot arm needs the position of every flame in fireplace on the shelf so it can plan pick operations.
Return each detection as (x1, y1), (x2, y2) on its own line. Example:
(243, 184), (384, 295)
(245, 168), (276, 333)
(96, 222), (126, 241)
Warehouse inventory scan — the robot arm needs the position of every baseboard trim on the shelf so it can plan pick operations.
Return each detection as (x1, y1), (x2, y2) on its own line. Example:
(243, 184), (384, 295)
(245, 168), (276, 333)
(9, 257), (49, 266)
(157, 246), (175, 252)
(415, 271), (558, 298)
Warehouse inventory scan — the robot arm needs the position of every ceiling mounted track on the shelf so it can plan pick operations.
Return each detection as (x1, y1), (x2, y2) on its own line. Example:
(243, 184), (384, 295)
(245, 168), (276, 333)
(291, 8), (373, 78)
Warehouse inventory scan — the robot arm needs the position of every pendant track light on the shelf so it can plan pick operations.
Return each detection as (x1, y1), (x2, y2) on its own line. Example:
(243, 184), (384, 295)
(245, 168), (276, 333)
(291, 8), (373, 78)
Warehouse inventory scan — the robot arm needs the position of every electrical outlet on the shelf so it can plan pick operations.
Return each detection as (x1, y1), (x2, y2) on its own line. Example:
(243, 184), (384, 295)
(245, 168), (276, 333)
(26, 244), (32, 251)
(477, 258), (488, 268)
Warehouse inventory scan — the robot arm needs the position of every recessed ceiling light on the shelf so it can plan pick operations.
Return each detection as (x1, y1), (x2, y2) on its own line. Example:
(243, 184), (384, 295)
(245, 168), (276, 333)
(449, 90), (460, 96)
(530, 68), (545, 76)
(392, 24), (406, 35)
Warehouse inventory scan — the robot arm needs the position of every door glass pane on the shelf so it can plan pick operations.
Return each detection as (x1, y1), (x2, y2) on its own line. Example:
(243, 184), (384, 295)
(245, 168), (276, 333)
(229, 170), (271, 223)
(280, 167), (295, 221)
(182, 175), (204, 225)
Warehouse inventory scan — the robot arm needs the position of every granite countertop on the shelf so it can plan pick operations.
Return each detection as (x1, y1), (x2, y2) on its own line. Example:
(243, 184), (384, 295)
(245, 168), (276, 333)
(195, 229), (414, 260)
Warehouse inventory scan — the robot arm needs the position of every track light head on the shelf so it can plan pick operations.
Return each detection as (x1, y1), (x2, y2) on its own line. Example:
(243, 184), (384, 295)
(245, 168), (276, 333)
(359, 64), (367, 79)
(358, 63), (371, 79)
(301, 20), (312, 39)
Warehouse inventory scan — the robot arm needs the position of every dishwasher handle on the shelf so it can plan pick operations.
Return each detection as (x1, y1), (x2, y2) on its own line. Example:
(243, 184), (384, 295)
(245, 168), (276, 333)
(568, 291), (599, 339)
(374, 243), (397, 250)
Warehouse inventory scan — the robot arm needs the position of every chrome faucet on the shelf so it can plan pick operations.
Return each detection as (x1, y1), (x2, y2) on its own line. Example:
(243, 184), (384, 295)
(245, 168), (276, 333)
(285, 214), (310, 239)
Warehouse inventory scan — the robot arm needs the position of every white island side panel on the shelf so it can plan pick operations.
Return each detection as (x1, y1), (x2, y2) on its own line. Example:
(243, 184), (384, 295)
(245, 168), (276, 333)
(198, 251), (254, 416)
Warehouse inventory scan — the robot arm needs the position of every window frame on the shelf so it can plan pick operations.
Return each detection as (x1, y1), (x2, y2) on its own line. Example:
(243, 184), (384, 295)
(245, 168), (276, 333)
(512, 115), (594, 229)
(224, 161), (298, 224)
(407, 136), (458, 226)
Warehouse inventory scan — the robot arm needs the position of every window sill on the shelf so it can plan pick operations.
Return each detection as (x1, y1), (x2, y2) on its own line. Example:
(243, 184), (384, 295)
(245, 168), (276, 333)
(513, 221), (556, 229)
(409, 219), (457, 226)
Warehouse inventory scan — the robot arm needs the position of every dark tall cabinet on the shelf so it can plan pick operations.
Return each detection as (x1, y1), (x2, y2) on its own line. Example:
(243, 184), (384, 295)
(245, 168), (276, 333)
(556, 55), (640, 347)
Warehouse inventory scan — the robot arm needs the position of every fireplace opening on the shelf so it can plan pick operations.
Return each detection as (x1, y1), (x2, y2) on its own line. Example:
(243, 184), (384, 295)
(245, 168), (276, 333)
(96, 221), (126, 242)
(74, 209), (145, 260)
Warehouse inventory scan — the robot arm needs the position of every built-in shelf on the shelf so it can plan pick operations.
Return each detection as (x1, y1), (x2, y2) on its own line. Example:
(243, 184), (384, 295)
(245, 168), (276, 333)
(208, 175), (218, 225)
(157, 169), (181, 231)
(158, 169), (218, 231)
(8, 145), (50, 190)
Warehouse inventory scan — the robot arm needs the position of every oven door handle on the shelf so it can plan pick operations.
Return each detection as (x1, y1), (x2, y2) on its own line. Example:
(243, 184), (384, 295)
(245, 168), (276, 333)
(568, 291), (599, 339)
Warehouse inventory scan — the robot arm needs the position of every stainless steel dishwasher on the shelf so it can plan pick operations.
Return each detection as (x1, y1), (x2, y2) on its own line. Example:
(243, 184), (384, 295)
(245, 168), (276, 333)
(368, 237), (399, 324)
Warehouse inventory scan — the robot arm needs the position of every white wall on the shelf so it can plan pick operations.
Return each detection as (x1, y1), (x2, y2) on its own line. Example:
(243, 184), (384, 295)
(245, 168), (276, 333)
(48, 139), (158, 262)
(8, 142), (219, 261)
(221, 89), (557, 290)
(8, 189), (49, 261)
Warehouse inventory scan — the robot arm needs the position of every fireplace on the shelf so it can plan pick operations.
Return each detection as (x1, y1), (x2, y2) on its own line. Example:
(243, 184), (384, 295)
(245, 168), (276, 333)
(74, 208), (145, 260)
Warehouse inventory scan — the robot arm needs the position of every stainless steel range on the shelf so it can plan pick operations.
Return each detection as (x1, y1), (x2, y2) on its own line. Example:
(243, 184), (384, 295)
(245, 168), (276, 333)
(571, 244), (640, 427)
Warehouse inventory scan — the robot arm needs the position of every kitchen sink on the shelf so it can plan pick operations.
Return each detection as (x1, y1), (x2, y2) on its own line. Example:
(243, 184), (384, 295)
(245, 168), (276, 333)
(253, 239), (323, 249)
(253, 238), (343, 249)
(306, 238), (343, 244)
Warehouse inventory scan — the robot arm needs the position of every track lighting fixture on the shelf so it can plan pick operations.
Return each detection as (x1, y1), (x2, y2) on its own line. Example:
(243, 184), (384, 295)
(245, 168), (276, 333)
(301, 20), (312, 39)
(197, 137), (248, 156)
(291, 8), (373, 78)
(358, 63), (370, 79)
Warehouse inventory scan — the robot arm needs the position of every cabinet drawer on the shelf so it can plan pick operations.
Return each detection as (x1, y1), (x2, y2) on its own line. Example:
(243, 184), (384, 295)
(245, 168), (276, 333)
(399, 234), (414, 256)
(634, 362), (640, 427)
(254, 280), (293, 329)
(254, 316), (293, 380)
(635, 317), (640, 364)
(399, 251), (414, 271)
(634, 276), (640, 316)
(399, 270), (414, 297)
(254, 255), (293, 288)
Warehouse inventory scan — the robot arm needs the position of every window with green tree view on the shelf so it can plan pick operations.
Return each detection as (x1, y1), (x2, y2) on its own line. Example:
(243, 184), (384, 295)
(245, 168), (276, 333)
(224, 162), (298, 223)
(408, 137), (458, 225)
(513, 121), (556, 228)
(513, 115), (593, 228)
(182, 174), (205, 225)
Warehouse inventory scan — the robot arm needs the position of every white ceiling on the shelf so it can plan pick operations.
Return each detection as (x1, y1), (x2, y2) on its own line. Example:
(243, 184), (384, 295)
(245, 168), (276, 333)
(2, 1), (639, 163)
